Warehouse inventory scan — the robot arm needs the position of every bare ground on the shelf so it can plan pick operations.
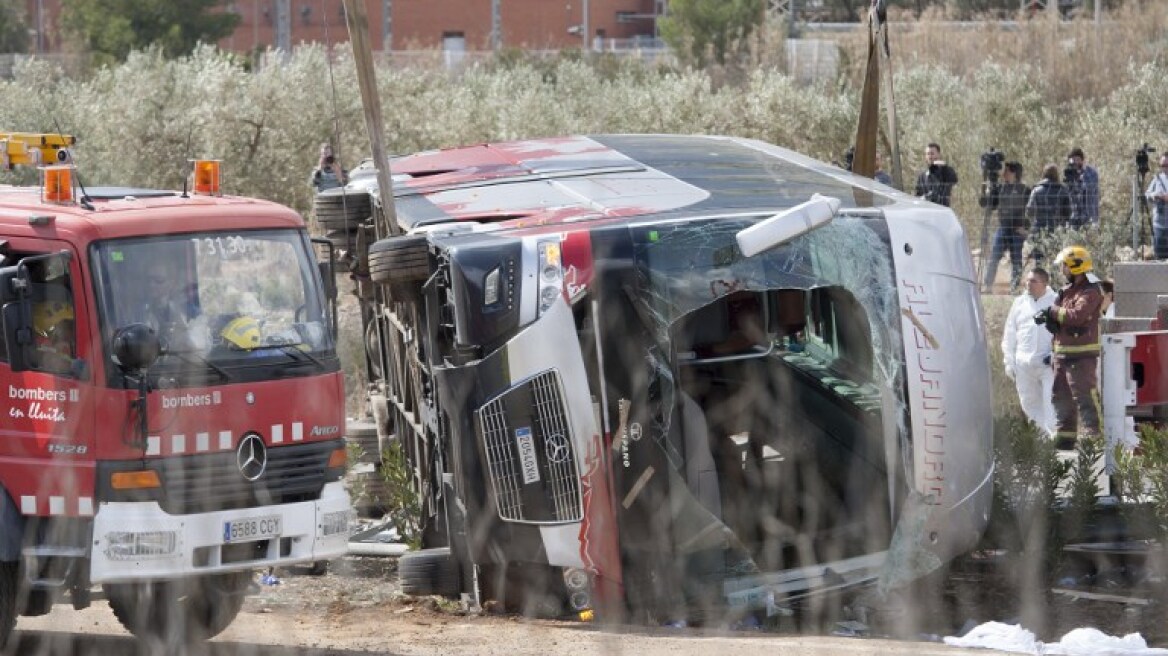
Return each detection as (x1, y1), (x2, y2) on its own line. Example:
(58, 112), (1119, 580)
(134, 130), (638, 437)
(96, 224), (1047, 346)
(7, 552), (1166, 655)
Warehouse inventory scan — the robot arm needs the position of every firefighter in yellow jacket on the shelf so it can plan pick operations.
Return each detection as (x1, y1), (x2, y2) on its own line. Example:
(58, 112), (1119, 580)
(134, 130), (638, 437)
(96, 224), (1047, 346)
(1034, 246), (1104, 450)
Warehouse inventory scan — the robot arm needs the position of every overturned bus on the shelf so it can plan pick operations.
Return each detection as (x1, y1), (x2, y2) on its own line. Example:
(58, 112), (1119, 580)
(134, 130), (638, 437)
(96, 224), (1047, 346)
(344, 134), (992, 623)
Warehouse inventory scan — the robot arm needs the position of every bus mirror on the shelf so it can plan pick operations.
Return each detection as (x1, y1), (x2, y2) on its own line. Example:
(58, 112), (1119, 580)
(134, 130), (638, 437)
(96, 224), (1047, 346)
(112, 323), (163, 371)
(736, 194), (840, 257)
(319, 261), (337, 301)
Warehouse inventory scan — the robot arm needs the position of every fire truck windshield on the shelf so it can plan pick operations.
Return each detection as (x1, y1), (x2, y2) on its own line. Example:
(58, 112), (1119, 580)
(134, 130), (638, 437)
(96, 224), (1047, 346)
(92, 229), (335, 386)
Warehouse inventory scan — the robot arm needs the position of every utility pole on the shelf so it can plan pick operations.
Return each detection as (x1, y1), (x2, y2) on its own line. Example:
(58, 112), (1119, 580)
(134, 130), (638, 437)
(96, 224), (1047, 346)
(275, 0), (291, 51)
(491, 0), (501, 51)
(342, 0), (400, 237)
(383, 0), (393, 51)
(582, 0), (590, 51)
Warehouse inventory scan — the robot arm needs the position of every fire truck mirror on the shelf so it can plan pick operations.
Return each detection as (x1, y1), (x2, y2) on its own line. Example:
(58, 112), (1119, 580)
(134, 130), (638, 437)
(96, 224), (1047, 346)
(111, 323), (163, 371)
(1, 302), (35, 371)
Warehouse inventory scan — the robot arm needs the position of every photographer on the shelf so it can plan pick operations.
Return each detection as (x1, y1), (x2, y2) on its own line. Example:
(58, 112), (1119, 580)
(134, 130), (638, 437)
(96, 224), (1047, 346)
(1064, 146), (1100, 227)
(980, 159), (1030, 292)
(914, 142), (958, 207)
(310, 142), (348, 193)
(1026, 164), (1073, 262)
(1145, 154), (1168, 259)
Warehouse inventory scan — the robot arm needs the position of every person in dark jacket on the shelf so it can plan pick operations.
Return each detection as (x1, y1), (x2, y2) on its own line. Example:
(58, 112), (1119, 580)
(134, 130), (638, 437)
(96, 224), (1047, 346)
(1034, 246), (1104, 450)
(914, 142), (959, 206)
(980, 161), (1030, 292)
(1026, 164), (1074, 262)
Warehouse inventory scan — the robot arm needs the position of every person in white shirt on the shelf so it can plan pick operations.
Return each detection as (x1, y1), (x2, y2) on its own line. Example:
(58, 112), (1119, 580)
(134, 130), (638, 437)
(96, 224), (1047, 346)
(1100, 279), (1115, 319)
(1145, 155), (1168, 259)
(1002, 267), (1058, 435)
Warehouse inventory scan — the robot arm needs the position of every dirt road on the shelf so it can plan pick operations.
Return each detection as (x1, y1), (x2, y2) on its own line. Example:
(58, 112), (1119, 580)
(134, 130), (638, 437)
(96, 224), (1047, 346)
(12, 601), (994, 656)
(7, 557), (998, 656)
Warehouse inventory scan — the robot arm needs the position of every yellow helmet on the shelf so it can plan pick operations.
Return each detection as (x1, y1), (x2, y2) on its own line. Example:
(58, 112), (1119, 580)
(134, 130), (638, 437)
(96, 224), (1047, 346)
(221, 316), (261, 350)
(33, 300), (74, 337)
(1055, 245), (1093, 275)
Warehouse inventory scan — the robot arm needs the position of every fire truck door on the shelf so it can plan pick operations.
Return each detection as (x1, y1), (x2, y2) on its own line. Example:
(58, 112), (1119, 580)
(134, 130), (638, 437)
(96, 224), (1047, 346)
(0, 238), (96, 515)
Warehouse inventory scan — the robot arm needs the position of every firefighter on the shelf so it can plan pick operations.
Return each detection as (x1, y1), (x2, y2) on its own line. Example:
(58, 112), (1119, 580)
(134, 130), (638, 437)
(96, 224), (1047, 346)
(1034, 246), (1104, 450)
(32, 299), (76, 373)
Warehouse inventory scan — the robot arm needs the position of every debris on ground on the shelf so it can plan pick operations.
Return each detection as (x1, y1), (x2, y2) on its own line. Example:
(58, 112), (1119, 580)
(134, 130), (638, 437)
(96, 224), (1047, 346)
(943, 620), (1168, 655)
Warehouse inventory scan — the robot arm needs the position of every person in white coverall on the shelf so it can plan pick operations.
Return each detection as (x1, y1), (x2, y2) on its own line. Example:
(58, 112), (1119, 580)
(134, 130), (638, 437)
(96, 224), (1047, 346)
(1002, 267), (1057, 434)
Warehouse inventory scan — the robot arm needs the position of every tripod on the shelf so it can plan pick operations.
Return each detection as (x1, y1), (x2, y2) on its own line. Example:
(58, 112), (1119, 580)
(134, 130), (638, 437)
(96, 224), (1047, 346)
(1131, 144), (1156, 257)
(1130, 168), (1153, 257)
(976, 175), (997, 293)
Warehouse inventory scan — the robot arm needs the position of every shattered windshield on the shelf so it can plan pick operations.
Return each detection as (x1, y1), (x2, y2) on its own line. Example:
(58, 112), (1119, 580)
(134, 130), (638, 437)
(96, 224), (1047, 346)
(92, 229), (333, 385)
(629, 215), (905, 468)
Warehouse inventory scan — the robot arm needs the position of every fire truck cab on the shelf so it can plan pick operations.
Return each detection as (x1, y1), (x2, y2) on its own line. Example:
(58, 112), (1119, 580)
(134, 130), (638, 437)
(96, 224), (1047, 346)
(0, 136), (351, 646)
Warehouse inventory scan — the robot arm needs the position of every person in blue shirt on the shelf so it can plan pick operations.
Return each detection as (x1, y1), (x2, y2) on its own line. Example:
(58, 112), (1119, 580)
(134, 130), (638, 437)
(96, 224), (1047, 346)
(1064, 146), (1099, 228)
(310, 142), (348, 193)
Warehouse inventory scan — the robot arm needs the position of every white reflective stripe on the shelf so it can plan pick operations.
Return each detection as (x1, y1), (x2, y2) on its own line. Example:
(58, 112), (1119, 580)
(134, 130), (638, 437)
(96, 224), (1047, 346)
(49, 497), (64, 515)
(292, 422), (303, 441)
(146, 436), (161, 456)
(78, 497), (94, 516)
(219, 430), (232, 450)
(20, 496), (36, 514)
(271, 425), (284, 443)
(172, 434), (186, 454)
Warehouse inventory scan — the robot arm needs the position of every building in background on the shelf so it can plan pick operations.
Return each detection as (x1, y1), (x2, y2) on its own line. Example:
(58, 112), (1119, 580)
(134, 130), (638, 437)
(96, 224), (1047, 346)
(22, 0), (665, 55)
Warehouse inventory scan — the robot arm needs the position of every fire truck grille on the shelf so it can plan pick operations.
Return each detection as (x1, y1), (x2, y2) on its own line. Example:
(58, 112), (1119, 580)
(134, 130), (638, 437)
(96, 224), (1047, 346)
(154, 440), (336, 515)
(476, 370), (582, 524)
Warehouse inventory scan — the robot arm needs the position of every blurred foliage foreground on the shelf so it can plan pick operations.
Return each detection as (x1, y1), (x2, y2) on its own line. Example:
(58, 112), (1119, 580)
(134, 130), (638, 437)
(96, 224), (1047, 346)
(5, 9), (1168, 581)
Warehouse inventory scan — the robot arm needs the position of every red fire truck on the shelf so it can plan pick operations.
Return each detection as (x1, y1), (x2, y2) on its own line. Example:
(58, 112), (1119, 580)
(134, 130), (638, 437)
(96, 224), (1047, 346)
(0, 133), (351, 646)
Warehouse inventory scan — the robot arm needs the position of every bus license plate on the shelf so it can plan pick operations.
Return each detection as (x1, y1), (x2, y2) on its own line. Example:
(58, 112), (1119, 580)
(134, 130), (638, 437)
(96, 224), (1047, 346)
(223, 515), (282, 543)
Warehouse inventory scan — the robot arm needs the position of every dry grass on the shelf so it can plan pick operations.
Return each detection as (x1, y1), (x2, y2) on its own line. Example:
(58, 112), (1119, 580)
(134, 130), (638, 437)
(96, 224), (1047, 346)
(835, 3), (1168, 105)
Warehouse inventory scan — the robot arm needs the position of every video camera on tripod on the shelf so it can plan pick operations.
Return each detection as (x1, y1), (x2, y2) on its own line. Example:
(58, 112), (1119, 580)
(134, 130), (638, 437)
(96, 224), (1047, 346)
(1136, 143), (1156, 176)
(980, 148), (1004, 184)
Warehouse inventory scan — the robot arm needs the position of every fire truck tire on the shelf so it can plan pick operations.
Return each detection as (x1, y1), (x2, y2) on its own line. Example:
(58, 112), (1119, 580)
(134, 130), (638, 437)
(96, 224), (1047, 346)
(398, 547), (461, 599)
(368, 235), (430, 286)
(104, 571), (250, 644)
(0, 561), (15, 648)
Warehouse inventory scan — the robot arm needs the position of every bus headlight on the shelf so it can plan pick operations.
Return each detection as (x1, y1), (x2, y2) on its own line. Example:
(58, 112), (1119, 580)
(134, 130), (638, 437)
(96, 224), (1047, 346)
(537, 240), (563, 315)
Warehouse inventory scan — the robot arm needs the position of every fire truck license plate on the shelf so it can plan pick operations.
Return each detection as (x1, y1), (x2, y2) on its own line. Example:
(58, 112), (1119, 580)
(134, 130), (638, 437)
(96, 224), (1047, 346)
(223, 516), (282, 543)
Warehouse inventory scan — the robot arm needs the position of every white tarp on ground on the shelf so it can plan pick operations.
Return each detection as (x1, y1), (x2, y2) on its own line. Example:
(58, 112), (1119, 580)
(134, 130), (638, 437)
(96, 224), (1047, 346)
(943, 621), (1168, 655)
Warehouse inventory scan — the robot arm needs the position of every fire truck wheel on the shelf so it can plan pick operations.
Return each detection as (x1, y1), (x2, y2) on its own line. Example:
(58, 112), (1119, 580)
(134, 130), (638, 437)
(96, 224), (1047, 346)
(368, 235), (430, 287)
(398, 547), (461, 599)
(104, 571), (250, 644)
(0, 561), (15, 648)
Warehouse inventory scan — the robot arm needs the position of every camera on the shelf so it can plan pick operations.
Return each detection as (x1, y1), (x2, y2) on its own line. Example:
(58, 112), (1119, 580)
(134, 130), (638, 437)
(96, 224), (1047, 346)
(1136, 143), (1156, 176)
(1033, 308), (1048, 325)
(324, 155), (335, 165)
(980, 148), (1004, 183)
(1064, 159), (1080, 185)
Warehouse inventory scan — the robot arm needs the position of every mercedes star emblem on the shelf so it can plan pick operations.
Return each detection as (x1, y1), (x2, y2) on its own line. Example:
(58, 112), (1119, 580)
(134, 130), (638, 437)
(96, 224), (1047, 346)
(236, 433), (268, 482)
(545, 433), (571, 464)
